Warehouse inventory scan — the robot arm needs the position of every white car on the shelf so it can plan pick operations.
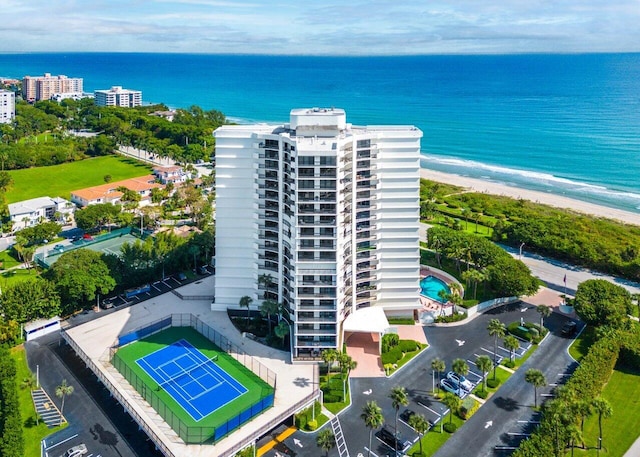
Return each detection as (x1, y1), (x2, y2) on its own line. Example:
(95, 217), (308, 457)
(446, 371), (474, 392)
(60, 444), (88, 457)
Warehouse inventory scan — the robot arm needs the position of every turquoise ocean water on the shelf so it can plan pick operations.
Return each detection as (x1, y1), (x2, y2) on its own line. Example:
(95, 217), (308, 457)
(1, 53), (640, 212)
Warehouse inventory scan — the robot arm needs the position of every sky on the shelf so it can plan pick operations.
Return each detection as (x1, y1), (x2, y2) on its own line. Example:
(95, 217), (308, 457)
(1, 0), (640, 55)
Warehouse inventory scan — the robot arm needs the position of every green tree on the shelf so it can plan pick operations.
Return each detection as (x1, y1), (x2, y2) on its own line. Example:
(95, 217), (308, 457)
(389, 386), (409, 452)
(55, 379), (74, 425)
(487, 319), (506, 380)
(47, 249), (116, 314)
(441, 392), (461, 424)
(574, 279), (632, 327)
(0, 278), (60, 323)
(408, 413), (430, 456)
(361, 401), (384, 457)
(238, 295), (253, 323)
(316, 428), (335, 457)
(339, 353), (357, 402)
(431, 358), (446, 394)
(322, 349), (338, 377)
(451, 358), (469, 396)
(475, 355), (492, 392)
(274, 320), (289, 348)
(503, 335), (520, 363)
(525, 369), (546, 408)
(260, 299), (280, 334)
(592, 397), (612, 450)
(461, 268), (486, 299)
(566, 424), (583, 457)
(536, 304), (552, 329)
(0, 170), (13, 192)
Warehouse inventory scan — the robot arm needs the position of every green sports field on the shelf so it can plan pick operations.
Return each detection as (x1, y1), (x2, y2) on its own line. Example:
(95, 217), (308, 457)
(6, 155), (152, 203)
(113, 326), (274, 444)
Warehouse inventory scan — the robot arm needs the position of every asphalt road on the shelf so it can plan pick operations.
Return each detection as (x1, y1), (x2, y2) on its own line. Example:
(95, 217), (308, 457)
(26, 333), (163, 457)
(262, 302), (578, 457)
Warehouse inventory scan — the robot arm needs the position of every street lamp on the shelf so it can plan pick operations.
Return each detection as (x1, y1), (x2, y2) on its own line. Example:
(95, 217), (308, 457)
(519, 242), (525, 260)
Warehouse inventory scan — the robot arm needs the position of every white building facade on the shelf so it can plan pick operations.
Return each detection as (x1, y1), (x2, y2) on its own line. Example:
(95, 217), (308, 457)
(0, 89), (15, 124)
(213, 108), (422, 360)
(8, 196), (75, 231)
(94, 86), (142, 107)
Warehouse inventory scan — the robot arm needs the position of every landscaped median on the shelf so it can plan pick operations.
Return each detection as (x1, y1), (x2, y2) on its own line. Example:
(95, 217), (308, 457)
(381, 334), (428, 376)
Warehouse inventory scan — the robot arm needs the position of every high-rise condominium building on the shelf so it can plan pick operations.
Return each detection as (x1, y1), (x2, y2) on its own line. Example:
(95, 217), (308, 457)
(213, 108), (422, 360)
(94, 86), (142, 107)
(0, 90), (15, 124)
(22, 73), (83, 102)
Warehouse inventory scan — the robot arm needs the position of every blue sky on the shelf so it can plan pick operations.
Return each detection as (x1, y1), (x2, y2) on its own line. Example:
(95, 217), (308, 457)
(1, 0), (639, 54)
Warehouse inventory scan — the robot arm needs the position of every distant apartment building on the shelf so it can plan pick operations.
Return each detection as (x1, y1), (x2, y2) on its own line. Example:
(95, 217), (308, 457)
(152, 165), (192, 185)
(94, 86), (142, 107)
(70, 175), (161, 207)
(50, 92), (90, 102)
(213, 108), (422, 360)
(22, 73), (83, 102)
(0, 89), (15, 124)
(8, 196), (75, 231)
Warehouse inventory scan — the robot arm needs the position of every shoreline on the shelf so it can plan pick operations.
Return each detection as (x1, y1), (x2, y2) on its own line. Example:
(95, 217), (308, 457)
(421, 168), (640, 226)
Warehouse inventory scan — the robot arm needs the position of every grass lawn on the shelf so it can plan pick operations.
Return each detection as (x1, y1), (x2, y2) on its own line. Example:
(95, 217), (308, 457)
(472, 365), (512, 399)
(0, 249), (21, 270)
(567, 369), (640, 456)
(0, 267), (42, 286)
(114, 326), (274, 444)
(387, 344), (428, 376)
(569, 326), (597, 362)
(409, 413), (465, 457)
(6, 155), (152, 203)
(502, 342), (538, 369)
(320, 372), (351, 415)
(10, 345), (67, 457)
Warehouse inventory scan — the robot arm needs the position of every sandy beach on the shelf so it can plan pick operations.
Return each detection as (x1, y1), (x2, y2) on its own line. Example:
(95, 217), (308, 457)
(421, 168), (640, 226)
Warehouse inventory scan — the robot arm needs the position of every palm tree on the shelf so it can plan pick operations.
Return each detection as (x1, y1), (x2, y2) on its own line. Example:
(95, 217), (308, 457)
(322, 349), (338, 377)
(451, 358), (469, 396)
(592, 397), (612, 450)
(441, 392), (461, 424)
(566, 424), (584, 457)
(55, 379), (74, 424)
(475, 355), (492, 392)
(274, 320), (289, 348)
(524, 369), (546, 408)
(21, 374), (37, 391)
(536, 304), (552, 329)
(431, 358), (446, 394)
(361, 400), (384, 457)
(487, 319), (506, 380)
(408, 413), (430, 455)
(260, 299), (280, 334)
(316, 428), (335, 457)
(257, 273), (275, 299)
(238, 295), (252, 322)
(341, 354), (357, 402)
(389, 386), (409, 453)
(503, 335), (520, 363)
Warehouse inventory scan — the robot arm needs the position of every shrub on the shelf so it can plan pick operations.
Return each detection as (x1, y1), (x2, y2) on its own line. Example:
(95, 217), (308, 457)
(294, 414), (306, 429)
(443, 422), (458, 433)
(503, 360), (516, 369)
(381, 346), (403, 365)
(306, 419), (318, 431)
(487, 378), (501, 389)
(387, 317), (415, 325)
(323, 394), (340, 403)
(381, 333), (400, 353)
(475, 389), (489, 399)
(398, 339), (419, 353)
(507, 322), (532, 341)
(458, 398), (479, 419)
(435, 312), (467, 323)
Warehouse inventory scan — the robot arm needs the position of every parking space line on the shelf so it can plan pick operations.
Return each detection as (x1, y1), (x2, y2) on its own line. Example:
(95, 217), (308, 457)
(517, 420), (540, 424)
(152, 284), (162, 292)
(44, 434), (79, 451)
(364, 447), (379, 457)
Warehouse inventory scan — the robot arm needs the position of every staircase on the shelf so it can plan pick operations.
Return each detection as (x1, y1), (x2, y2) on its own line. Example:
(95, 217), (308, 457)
(330, 415), (350, 457)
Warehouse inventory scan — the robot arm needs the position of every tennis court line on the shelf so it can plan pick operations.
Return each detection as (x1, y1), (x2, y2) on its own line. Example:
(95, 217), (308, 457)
(257, 426), (297, 457)
(179, 341), (247, 395)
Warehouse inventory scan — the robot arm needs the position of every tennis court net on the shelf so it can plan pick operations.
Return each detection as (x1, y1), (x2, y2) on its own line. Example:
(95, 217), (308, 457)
(157, 355), (218, 389)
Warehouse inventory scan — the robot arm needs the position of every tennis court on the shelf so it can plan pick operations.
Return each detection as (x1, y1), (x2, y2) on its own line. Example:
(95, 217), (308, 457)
(38, 230), (140, 267)
(137, 339), (247, 421)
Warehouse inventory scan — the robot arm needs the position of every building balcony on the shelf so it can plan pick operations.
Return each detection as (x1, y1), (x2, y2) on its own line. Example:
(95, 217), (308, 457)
(298, 303), (336, 311)
(296, 316), (337, 324)
(296, 328), (337, 336)
(295, 340), (337, 348)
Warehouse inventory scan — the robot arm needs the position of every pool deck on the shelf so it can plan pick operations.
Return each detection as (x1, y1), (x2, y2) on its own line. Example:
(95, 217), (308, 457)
(420, 266), (455, 313)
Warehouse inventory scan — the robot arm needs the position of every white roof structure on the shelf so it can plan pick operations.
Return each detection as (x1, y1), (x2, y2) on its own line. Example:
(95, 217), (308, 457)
(8, 196), (71, 218)
(343, 306), (390, 334)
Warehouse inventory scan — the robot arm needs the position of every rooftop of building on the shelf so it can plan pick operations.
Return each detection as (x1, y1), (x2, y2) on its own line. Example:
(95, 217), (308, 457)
(8, 196), (71, 216)
(71, 175), (161, 202)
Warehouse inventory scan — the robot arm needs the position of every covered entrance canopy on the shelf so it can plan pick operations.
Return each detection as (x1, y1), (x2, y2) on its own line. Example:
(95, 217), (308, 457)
(343, 307), (390, 377)
(343, 306), (390, 334)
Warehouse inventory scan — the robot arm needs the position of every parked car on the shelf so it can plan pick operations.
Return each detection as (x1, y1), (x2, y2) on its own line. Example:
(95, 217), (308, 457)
(399, 408), (416, 424)
(561, 321), (578, 336)
(446, 371), (474, 392)
(376, 427), (412, 452)
(60, 444), (88, 457)
(197, 265), (209, 275)
(53, 244), (64, 252)
(82, 234), (93, 241)
(176, 272), (187, 281)
(100, 297), (115, 309)
(440, 378), (461, 396)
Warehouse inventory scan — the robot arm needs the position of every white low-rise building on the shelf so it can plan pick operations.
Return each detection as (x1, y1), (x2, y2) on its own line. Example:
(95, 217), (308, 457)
(94, 86), (142, 107)
(213, 108), (422, 360)
(8, 196), (75, 231)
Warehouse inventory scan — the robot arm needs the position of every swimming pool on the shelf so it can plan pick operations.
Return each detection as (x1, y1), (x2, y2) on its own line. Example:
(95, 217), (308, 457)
(420, 275), (451, 302)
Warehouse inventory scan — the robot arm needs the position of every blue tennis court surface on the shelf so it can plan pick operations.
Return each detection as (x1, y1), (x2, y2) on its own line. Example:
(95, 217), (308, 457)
(136, 339), (247, 421)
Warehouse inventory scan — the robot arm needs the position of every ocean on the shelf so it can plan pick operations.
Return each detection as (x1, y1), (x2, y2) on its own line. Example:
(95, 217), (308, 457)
(2, 53), (640, 212)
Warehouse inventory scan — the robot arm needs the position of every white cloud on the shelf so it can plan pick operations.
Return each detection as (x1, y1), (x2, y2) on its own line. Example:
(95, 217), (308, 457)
(0, 0), (639, 54)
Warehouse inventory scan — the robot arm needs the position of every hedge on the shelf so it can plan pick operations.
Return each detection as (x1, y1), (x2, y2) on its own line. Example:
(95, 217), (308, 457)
(0, 348), (24, 457)
(458, 398), (479, 419)
(381, 346), (403, 365)
(381, 333), (400, 353)
(398, 339), (419, 353)
(435, 312), (467, 324)
(507, 321), (547, 344)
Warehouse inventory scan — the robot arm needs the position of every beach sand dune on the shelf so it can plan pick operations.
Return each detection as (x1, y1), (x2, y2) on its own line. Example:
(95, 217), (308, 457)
(421, 169), (640, 227)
